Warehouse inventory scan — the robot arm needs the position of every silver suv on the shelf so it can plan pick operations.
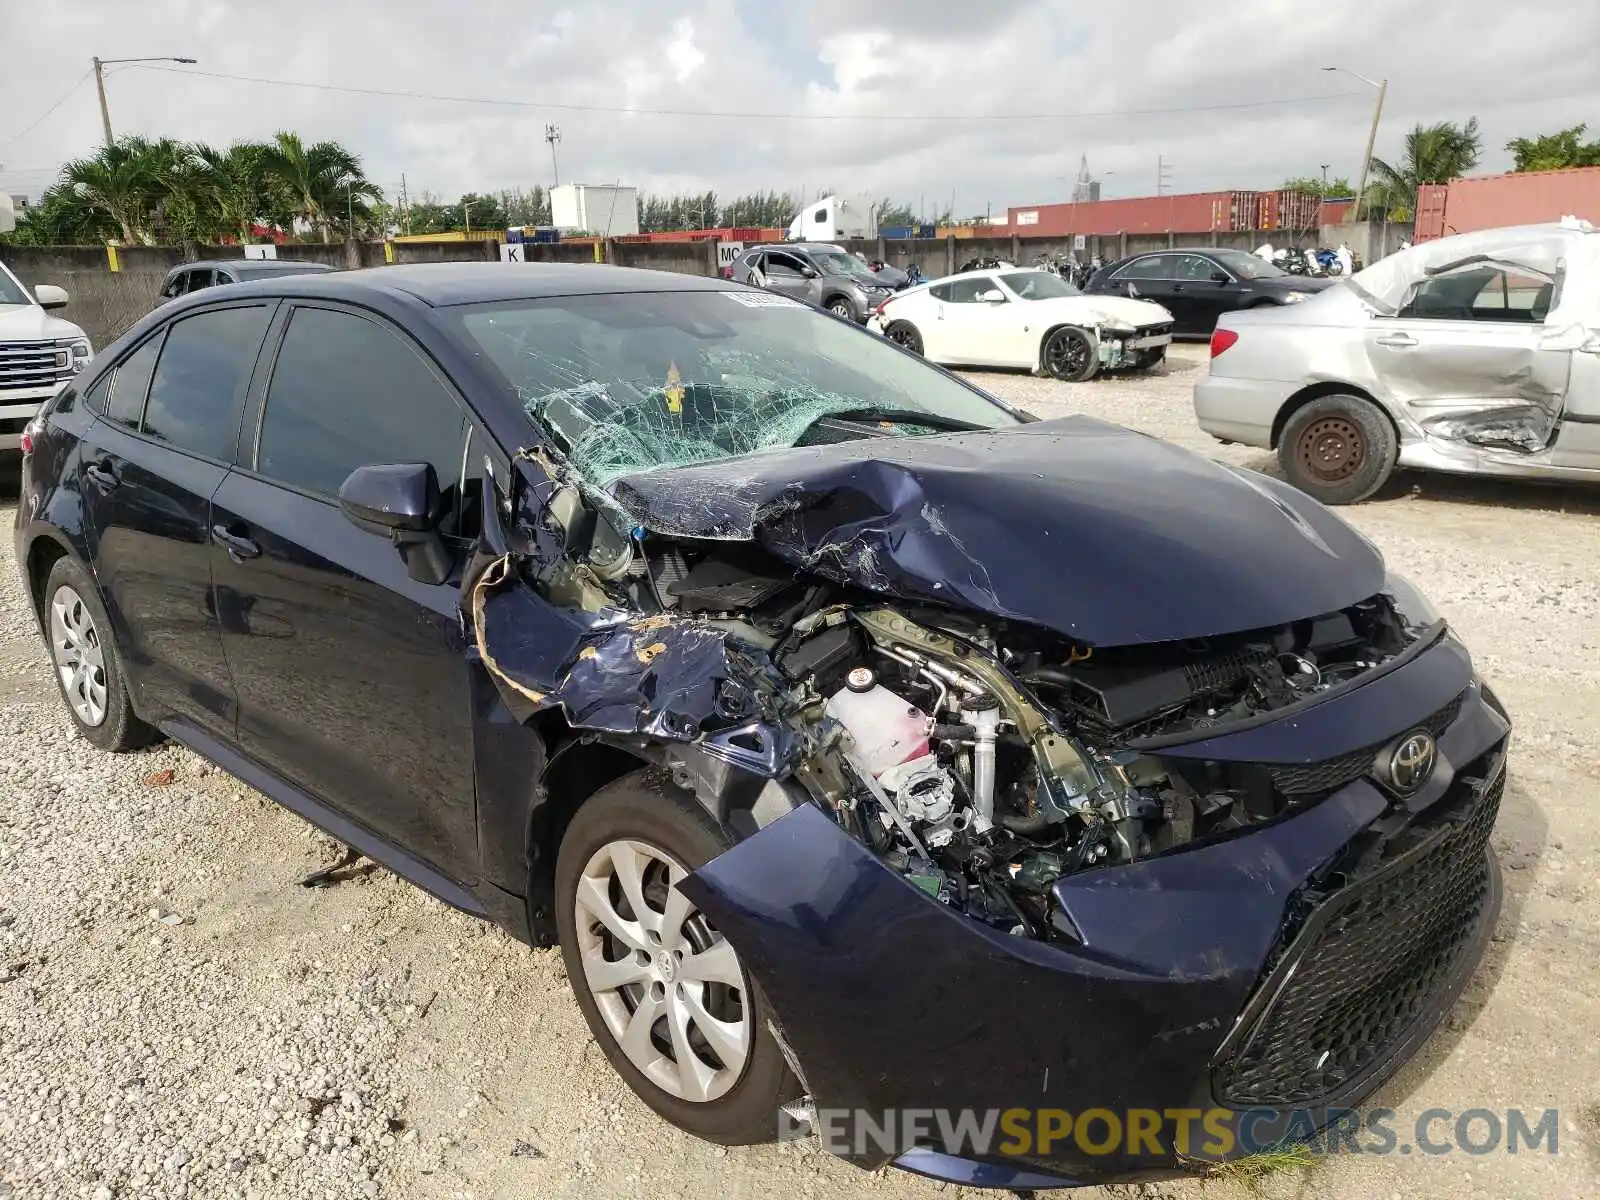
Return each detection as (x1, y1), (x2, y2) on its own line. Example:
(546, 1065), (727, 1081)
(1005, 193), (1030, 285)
(730, 243), (894, 323)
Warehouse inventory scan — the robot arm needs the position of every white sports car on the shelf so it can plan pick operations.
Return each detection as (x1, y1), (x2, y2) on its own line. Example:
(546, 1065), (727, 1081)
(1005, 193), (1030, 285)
(866, 268), (1174, 381)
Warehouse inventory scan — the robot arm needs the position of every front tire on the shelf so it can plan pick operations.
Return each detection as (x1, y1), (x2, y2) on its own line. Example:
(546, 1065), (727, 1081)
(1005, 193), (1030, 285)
(555, 769), (797, 1144)
(1042, 327), (1098, 381)
(883, 320), (923, 355)
(42, 557), (157, 752)
(1278, 393), (1398, 505)
(826, 297), (856, 322)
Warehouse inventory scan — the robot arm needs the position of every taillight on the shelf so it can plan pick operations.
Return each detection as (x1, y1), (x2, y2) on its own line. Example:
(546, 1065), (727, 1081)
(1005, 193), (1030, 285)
(19, 417), (43, 456)
(720, 266), (734, 279)
(874, 297), (892, 318)
(1210, 328), (1239, 357)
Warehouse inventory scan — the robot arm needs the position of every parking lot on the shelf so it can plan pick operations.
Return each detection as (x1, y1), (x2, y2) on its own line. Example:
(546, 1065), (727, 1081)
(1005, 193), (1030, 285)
(1, 342), (1597, 1200)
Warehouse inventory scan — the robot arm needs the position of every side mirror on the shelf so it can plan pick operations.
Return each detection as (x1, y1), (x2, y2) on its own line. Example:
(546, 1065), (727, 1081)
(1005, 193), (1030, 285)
(1210, 270), (1230, 284)
(979, 289), (1006, 303)
(34, 284), (69, 309)
(801, 266), (819, 279)
(339, 463), (452, 584)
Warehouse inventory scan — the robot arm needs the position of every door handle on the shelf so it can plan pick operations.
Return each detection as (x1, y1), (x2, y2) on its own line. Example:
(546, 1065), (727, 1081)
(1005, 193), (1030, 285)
(83, 460), (119, 491)
(1376, 333), (1418, 347)
(211, 524), (261, 561)
(1171, 284), (1186, 292)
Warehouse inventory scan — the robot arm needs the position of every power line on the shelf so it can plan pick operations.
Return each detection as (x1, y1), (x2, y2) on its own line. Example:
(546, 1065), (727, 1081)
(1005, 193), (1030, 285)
(0, 69), (93, 151)
(123, 64), (1370, 123)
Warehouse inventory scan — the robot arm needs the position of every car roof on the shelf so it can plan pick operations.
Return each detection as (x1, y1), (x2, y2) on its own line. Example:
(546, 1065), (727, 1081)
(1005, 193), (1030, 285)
(168, 259), (336, 275)
(185, 261), (744, 307)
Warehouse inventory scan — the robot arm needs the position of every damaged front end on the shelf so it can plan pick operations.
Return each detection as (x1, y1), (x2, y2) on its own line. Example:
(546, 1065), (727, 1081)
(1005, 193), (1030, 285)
(470, 412), (1508, 1183)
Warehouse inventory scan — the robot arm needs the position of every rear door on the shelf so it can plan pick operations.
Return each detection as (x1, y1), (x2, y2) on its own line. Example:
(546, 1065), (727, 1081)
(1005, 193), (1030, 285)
(1367, 265), (1568, 448)
(207, 301), (483, 876)
(76, 301), (274, 734)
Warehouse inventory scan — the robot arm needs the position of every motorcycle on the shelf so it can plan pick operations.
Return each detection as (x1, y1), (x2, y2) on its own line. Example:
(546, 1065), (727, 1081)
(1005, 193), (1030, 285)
(958, 255), (1014, 273)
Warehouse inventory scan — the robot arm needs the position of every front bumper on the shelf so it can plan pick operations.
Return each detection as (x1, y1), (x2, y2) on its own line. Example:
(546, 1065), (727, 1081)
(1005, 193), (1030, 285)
(1192, 374), (1296, 447)
(682, 635), (1509, 1187)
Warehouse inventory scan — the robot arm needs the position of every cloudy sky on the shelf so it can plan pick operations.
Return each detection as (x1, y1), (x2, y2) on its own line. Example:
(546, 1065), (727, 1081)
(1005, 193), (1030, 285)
(3, 0), (1598, 217)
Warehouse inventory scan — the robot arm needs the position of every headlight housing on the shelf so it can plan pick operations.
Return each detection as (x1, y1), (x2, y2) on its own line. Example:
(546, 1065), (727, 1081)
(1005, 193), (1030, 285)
(1281, 291), (1311, 304)
(1383, 569), (1442, 630)
(58, 338), (93, 374)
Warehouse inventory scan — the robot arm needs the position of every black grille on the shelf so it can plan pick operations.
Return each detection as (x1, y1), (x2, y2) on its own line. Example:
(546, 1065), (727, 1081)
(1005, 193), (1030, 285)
(1268, 691), (1464, 795)
(1213, 765), (1502, 1107)
(1183, 647), (1270, 695)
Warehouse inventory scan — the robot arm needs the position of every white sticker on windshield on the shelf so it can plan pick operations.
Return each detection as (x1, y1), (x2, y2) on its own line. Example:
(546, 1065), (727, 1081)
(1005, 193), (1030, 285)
(723, 290), (805, 308)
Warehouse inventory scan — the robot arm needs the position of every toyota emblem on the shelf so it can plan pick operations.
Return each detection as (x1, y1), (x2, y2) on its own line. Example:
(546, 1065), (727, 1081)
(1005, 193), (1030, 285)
(1388, 730), (1437, 793)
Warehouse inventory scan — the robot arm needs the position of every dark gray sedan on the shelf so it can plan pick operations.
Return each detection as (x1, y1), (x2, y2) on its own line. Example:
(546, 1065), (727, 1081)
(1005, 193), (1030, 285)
(157, 258), (334, 306)
(729, 243), (894, 323)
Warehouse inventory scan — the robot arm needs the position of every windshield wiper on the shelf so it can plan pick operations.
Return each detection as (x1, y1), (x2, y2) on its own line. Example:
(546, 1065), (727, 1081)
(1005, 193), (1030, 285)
(820, 406), (989, 433)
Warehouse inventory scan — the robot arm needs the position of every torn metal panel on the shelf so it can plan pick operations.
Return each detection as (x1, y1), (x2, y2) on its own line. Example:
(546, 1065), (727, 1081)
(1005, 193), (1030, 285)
(612, 416), (1385, 647)
(469, 554), (799, 770)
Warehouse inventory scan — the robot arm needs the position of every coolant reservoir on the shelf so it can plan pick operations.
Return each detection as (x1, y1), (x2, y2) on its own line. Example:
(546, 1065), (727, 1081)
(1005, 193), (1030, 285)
(825, 668), (931, 776)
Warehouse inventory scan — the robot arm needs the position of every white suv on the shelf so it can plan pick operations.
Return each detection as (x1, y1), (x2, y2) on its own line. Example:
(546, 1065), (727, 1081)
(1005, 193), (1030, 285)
(0, 258), (93, 454)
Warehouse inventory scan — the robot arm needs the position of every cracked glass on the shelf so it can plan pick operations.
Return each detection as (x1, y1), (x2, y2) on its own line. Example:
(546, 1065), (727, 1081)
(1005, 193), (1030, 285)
(452, 289), (1018, 488)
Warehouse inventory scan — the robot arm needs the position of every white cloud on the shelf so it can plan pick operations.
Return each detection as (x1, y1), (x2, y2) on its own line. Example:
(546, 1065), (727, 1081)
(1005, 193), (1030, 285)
(2, 0), (1598, 218)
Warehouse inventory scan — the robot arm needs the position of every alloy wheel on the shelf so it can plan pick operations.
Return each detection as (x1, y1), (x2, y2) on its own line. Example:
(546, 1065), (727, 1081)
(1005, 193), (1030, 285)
(49, 585), (108, 727)
(1046, 330), (1090, 378)
(1297, 416), (1366, 483)
(829, 301), (853, 319)
(573, 838), (752, 1103)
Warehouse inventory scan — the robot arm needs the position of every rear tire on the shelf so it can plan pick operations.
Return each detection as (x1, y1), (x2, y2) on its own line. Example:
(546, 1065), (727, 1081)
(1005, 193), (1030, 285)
(883, 320), (923, 355)
(1042, 327), (1098, 381)
(41, 557), (158, 752)
(555, 768), (798, 1145)
(1278, 394), (1398, 505)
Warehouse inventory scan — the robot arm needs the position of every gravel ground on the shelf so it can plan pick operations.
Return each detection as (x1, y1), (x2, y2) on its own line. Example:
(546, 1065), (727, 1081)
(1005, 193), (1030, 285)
(1, 342), (1597, 1200)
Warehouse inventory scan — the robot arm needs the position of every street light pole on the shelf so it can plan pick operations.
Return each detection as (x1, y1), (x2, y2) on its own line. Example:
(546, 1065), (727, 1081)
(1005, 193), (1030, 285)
(90, 55), (198, 146)
(1322, 67), (1387, 218)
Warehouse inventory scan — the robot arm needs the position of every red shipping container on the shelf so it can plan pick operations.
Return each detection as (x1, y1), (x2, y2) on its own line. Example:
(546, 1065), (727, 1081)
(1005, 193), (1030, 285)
(1413, 185), (1449, 241)
(1432, 167), (1600, 238)
(1006, 191), (1235, 236)
(1258, 192), (1280, 231)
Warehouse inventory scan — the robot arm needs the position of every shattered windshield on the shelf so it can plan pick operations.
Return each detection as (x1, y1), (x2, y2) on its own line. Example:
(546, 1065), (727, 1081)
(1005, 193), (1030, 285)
(808, 249), (880, 280)
(998, 271), (1081, 299)
(453, 289), (1018, 487)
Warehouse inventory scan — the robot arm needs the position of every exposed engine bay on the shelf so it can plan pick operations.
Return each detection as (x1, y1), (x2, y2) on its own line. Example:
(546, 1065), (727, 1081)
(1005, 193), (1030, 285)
(476, 414), (1434, 945)
(575, 533), (1427, 942)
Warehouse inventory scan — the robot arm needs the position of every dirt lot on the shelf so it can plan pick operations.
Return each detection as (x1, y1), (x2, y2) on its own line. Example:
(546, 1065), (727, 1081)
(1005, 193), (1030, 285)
(1, 343), (1597, 1200)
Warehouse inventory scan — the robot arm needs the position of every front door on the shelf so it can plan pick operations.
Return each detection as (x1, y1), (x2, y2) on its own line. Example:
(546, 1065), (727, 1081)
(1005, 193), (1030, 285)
(1110, 254), (1188, 329)
(935, 276), (1025, 365)
(77, 302), (274, 734)
(207, 301), (482, 877)
(1368, 265), (1569, 450)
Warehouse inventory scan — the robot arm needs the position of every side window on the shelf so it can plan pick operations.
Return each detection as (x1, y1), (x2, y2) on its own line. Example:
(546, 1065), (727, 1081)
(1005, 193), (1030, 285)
(1395, 266), (1556, 323)
(765, 252), (806, 276)
(143, 306), (272, 459)
(945, 276), (994, 303)
(185, 269), (215, 293)
(1114, 257), (1166, 280)
(812, 207), (827, 223)
(928, 283), (954, 302)
(1175, 254), (1219, 281)
(255, 307), (468, 522)
(104, 336), (162, 429)
(160, 272), (186, 300)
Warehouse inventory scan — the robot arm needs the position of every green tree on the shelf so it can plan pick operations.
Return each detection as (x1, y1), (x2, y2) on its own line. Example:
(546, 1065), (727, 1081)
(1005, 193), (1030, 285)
(1280, 175), (1354, 198)
(1367, 118), (1482, 218)
(62, 138), (154, 243)
(1505, 124), (1600, 172)
(261, 131), (381, 242)
(195, 142), (277, 243)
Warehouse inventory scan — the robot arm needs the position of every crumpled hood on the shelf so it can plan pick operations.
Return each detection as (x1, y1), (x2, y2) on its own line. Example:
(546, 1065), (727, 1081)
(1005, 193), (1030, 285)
(613, 416), (1385, 646)
(0, 303), (86, 343)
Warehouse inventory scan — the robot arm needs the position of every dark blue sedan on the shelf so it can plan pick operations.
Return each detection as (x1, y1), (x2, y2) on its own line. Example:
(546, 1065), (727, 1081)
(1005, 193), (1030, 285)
(13, 263), (1508, 1188)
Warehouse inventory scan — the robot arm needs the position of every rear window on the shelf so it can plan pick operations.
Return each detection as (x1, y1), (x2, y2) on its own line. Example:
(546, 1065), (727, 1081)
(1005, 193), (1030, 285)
(142, 305), (272, 460)
(105, 336), (162, 429)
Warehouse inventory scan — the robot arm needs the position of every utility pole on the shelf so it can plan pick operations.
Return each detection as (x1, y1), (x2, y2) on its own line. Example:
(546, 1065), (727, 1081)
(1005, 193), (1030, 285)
(399, 174), (411, 235)
(1156, 154), (1173, 196)
(544, 124), (562, 187)
(463, 200), (471, 234)
(1322, 67), (1387, 218)
(89, 55), (198, 146)
(346, 182), (353, 237)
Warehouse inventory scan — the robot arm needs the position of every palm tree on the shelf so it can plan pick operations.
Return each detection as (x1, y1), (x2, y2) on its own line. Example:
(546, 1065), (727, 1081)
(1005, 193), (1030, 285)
(195, 141), (274, 243)
(62, 139), (153, 243)
(1367, 119), (1482, 219)
(261, 131), (381, 243)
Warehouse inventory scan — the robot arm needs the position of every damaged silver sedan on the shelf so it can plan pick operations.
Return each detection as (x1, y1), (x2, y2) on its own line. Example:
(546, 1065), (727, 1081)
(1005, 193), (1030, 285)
(1195, 218), (1600, 503)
